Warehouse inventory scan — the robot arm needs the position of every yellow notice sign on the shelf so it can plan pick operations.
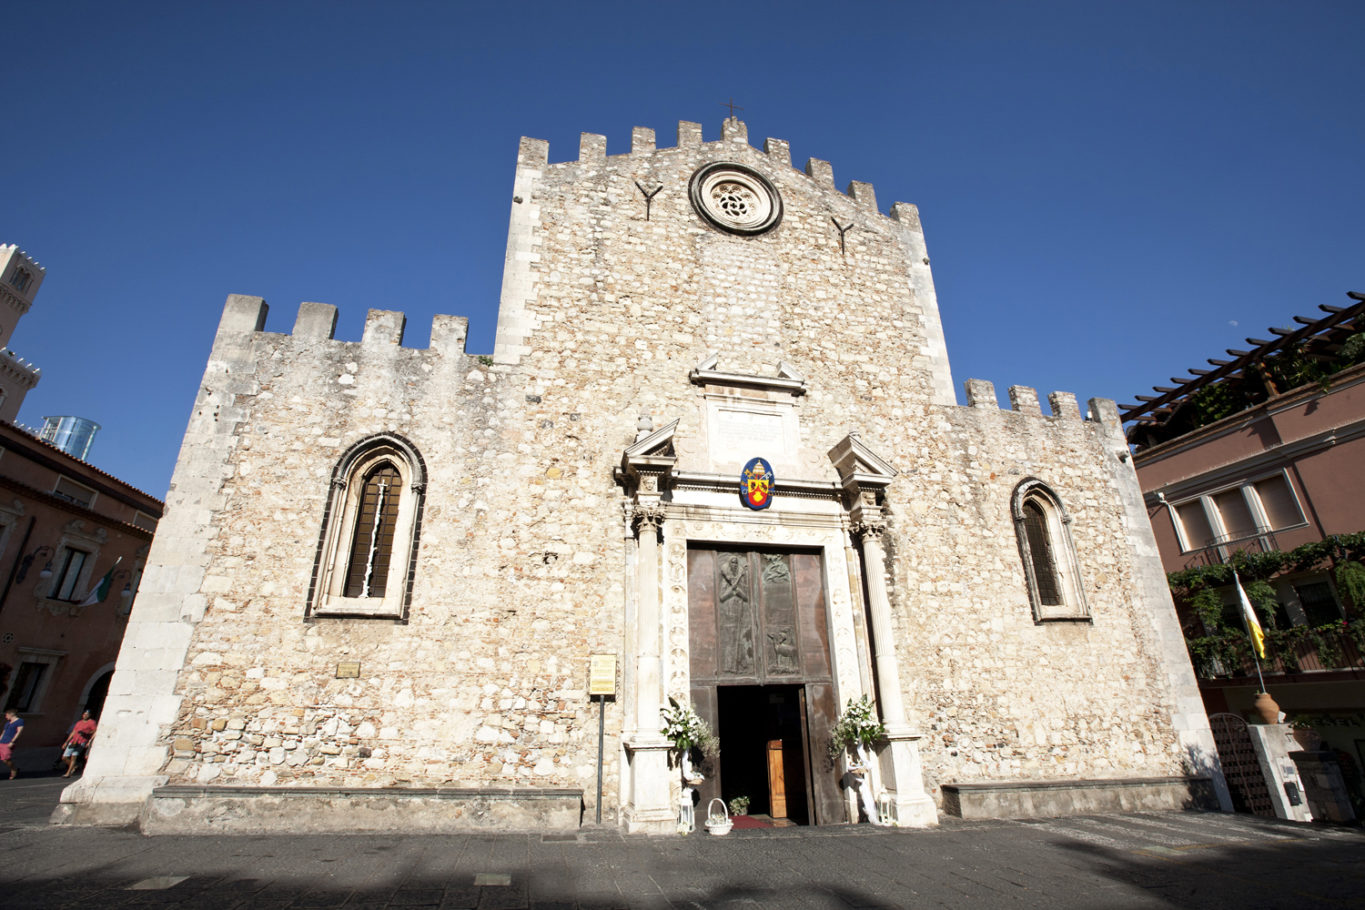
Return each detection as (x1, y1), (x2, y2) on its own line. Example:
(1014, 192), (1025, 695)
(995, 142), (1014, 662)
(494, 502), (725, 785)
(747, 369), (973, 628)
(588, 653), (617, 696)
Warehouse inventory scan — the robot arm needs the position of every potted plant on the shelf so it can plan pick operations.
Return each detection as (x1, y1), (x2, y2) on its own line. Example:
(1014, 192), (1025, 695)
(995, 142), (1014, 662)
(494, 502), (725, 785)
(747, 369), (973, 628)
(727, 795), (751, 817)
(828, 695), (887, 824)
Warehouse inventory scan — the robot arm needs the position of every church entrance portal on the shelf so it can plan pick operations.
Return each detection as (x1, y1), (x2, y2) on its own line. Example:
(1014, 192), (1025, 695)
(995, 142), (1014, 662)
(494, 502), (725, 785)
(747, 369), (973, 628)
(715, 684), (811, 824)
(686, 547), (845, 825)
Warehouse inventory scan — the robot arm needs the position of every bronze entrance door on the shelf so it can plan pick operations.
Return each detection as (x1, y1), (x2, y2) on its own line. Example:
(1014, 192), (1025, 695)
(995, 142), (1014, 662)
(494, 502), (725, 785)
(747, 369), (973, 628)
(686, 548), (843, 825)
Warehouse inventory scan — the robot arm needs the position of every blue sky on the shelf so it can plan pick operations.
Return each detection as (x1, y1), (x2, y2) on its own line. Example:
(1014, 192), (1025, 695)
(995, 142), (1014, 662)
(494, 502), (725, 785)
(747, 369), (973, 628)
(4, 1), (1361, 498)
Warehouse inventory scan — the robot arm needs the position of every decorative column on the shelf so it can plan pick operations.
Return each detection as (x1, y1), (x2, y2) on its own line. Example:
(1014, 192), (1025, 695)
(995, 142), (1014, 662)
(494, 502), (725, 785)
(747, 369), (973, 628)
(850, 509), (938, 828)
(619, 422), (679, 833)
(632, 504), (666, 736)
(830, 433), (939, 828)
(851, 517), (907, 729)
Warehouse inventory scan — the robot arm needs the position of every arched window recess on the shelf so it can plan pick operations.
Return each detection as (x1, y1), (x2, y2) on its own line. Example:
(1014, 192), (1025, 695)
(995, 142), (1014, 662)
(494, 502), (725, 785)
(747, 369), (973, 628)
(307, 433), (426, 621)
(1011, 478), (1090, 622)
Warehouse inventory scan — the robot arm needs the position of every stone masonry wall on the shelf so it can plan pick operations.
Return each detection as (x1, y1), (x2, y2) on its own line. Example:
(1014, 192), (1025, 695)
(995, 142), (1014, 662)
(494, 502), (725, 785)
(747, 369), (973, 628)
(68, 119), (1216, 825)
(891, 391), (1185, 797)
(487, 121), (1203, 800)
(156, 306), (622, 803)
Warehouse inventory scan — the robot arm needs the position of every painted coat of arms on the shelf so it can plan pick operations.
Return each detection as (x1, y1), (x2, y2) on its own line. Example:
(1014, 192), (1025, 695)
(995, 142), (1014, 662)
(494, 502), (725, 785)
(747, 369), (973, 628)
(740, 457), (775, 510)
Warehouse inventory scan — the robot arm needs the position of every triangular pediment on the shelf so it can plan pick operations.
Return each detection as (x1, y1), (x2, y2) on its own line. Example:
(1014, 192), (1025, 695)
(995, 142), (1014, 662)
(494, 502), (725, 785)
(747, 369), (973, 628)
(623, 418), (679, 459)
(827, 433), (897, 485)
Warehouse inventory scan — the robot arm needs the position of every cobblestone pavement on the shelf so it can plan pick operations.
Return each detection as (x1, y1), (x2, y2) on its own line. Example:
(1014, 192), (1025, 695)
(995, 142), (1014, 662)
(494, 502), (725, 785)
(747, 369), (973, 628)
(3, 774), (1362, 909)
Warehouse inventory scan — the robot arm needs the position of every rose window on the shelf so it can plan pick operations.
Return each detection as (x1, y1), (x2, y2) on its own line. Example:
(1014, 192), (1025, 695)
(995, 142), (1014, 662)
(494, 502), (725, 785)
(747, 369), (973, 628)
(713, 183), (755, 219)
(689, 164), (783, 235)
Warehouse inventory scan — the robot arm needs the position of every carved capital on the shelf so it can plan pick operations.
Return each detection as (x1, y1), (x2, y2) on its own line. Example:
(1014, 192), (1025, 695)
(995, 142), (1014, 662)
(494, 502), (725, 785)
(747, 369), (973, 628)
(632, 503), (666, 533)
(851, 519), (886, 542)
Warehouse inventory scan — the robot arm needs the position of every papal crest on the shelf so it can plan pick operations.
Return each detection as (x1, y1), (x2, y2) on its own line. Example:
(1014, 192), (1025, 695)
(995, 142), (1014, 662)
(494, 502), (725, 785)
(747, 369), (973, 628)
(740, 457), (775, 510)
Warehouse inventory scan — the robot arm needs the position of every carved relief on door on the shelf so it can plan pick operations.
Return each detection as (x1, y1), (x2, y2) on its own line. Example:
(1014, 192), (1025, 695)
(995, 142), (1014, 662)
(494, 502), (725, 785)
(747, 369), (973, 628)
(687, 548), (831, 685)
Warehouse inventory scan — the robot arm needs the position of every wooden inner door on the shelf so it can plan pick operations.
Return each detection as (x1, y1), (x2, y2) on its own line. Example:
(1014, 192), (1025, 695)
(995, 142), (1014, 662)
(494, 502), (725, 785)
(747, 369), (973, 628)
(767, 739), (787, 819)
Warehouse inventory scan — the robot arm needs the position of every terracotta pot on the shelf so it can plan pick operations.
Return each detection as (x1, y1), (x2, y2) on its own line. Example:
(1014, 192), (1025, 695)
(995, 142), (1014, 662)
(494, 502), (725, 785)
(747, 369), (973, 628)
(1253, 691), (1281, 724)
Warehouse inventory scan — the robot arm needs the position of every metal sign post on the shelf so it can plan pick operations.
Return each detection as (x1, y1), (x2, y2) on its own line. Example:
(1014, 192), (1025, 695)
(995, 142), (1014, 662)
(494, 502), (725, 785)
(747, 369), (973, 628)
(587, 653), (617, 825)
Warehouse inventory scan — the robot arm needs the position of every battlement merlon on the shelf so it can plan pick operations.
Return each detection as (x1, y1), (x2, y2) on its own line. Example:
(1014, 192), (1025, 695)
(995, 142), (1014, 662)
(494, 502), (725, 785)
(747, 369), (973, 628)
(212, 296), (471, 356)
(962, 378), (1120, 427)
(514, 120), (924, 223)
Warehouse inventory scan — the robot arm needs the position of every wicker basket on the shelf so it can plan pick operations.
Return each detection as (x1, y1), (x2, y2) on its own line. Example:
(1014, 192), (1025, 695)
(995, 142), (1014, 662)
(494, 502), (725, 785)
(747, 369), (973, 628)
(704, 798), (732, 835)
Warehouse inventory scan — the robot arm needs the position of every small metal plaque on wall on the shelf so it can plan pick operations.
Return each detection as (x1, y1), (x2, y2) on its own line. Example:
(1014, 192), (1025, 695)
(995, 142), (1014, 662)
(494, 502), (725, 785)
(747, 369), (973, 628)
(588, 653), (617, 696)
(335, 661), (361, 679)
(740, 456), (775, 510)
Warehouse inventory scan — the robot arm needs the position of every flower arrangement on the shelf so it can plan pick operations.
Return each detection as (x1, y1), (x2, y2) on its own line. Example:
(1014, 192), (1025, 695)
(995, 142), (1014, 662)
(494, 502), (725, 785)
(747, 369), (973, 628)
(727, 795), (751, 816)
(827, 695), (887, 763)
(660, 697), (720, 762)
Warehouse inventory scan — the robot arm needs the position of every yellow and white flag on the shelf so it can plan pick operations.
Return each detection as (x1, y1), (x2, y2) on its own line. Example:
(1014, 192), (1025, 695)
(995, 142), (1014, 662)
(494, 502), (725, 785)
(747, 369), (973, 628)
(1234, 571), (1266, 660)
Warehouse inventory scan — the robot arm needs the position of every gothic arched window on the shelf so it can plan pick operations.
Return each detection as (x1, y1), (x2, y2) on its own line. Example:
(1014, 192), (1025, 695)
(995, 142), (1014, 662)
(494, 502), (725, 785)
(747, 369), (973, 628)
(308, 434), (425, 620)
(1012, 479), (1090, 622)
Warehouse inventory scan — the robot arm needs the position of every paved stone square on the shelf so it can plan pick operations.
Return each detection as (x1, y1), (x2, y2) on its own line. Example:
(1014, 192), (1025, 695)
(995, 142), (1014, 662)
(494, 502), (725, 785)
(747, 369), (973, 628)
(5, 774), (1363, 908)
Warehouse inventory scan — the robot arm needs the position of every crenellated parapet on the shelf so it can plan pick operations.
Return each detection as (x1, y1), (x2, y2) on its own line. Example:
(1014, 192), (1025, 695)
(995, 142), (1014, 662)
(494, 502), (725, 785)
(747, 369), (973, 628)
(962, 377), (1123, 433)
(0, 349), (42, 397)
(213, 295), (473, 357)
(0, 244), (45, 417)
(515, 117), (922, 228)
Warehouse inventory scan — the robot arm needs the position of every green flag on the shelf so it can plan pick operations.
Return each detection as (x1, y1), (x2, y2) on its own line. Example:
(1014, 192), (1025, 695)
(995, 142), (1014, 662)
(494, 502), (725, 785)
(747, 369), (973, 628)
(79, 557), (121, 607)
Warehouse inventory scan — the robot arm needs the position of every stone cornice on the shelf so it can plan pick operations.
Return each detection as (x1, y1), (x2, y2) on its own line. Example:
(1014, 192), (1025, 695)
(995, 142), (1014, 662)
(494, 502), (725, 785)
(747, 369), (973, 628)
(670, 469), (841, 500)
(1132, 362), (1365, 466)
(690, 367), (807, 395)
(1142, 415), (1365, 503)
(688, 353), (807, 396)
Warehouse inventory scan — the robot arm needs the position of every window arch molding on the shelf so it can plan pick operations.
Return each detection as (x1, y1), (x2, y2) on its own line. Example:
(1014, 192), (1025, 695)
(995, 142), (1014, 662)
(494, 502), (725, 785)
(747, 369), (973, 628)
(307, 433), (426, 621)
(1011, 478), (1090, 623)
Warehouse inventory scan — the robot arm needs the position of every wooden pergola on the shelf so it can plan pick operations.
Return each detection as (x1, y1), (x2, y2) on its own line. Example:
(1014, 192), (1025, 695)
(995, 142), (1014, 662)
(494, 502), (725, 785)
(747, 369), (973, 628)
(1122, 292), (1365, 450)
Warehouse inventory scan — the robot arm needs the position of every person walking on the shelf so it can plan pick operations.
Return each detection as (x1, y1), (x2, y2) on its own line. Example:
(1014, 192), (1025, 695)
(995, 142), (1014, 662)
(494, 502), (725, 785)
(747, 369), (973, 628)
(61, 710), (97, 778)
(0, 708), (24, 779)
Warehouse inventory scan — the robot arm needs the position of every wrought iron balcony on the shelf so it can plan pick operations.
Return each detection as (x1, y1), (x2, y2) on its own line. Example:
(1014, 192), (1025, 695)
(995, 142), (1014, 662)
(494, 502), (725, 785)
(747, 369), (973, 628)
(1182, 529), (1280, 568)
(1186, 621), (1365, 679)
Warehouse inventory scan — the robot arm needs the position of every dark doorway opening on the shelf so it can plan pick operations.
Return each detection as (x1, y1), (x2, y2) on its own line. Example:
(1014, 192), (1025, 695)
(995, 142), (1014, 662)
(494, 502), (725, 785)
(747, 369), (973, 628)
(84, 671), (113, 719)
(716, 684), (812, 825)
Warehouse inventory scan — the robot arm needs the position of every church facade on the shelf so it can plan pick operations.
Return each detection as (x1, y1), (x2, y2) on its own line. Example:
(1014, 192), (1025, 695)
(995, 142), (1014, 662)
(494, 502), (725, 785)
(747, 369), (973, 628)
(57, 119), (1229, 833)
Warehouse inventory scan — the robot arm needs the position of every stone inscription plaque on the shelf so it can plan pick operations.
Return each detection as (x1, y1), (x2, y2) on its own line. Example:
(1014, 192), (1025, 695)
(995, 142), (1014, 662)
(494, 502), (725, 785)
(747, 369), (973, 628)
(712, 406), (790, 464)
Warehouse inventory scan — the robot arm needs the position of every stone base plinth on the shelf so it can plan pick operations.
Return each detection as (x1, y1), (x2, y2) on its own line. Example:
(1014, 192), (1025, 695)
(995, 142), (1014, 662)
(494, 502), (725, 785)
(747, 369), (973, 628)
(139, 785), (584, 835)
(941, 776), (1220, 820)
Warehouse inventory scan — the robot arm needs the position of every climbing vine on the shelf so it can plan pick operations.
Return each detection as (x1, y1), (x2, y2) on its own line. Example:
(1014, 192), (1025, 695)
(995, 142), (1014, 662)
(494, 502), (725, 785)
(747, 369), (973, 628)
(1170, 531), (1365, 675)
(1168, 530), (1365, 604)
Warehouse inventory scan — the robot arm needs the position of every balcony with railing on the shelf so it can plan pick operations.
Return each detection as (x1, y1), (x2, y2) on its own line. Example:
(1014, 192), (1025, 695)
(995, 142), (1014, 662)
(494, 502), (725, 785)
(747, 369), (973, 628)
(1186, 620), (1365, 679)
(1181, 529), (1281, 569)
